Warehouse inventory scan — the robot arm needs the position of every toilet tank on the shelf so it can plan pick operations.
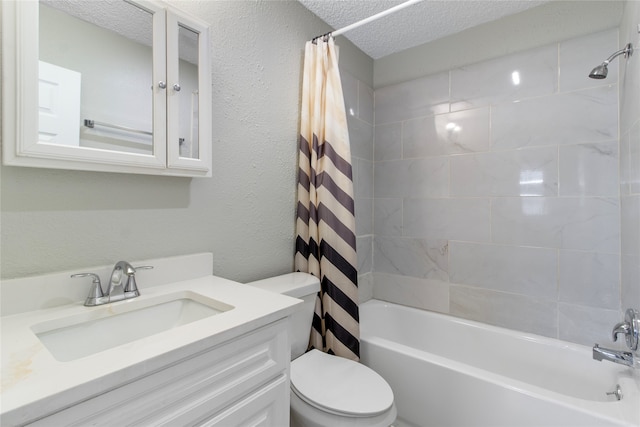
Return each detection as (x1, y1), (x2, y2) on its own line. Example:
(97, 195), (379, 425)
(246, 273), (320, 360)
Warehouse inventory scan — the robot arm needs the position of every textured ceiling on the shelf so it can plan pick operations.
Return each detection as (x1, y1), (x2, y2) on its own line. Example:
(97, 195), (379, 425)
(298, 0), (550, 59)
(41, 0), (199, 64)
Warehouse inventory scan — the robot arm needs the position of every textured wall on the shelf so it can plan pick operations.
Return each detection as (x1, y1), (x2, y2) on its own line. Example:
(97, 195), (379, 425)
(0, 1), (372, 282)
(371, 28), (629, 347)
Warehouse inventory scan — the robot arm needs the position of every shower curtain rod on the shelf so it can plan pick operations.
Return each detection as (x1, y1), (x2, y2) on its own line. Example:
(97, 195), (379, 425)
(313, 0), (424, 41)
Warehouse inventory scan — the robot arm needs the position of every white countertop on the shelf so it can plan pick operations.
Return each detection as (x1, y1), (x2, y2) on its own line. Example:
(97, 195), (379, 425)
(1, 272), (300, 424)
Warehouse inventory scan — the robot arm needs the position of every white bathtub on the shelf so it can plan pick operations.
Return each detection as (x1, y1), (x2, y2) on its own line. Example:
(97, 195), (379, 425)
(359, 300), (640, 427)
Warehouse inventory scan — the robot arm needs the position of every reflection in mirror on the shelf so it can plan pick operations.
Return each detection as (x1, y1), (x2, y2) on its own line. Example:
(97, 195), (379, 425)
(177, 25), (199, 159)
(39, 0), (154, 154)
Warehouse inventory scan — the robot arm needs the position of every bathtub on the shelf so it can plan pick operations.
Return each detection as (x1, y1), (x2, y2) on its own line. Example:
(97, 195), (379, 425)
(359, 300), (640, 427)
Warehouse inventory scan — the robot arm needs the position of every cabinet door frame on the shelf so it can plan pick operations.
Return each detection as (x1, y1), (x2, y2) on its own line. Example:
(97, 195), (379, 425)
(165, 8), (212, 176)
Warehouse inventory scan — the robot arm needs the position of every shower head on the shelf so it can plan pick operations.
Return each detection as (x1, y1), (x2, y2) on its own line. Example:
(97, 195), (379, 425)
(589, 43), (633, 79)
(589, 63), (609, 79)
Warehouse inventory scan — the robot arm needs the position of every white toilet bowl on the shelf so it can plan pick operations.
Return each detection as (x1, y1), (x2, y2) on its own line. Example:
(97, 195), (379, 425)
(247, 273), (397, 427)
(289, 349), (397, 427)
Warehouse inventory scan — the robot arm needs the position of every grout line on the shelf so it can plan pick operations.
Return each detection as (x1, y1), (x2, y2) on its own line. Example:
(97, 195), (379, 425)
(556, 42), (561, 94)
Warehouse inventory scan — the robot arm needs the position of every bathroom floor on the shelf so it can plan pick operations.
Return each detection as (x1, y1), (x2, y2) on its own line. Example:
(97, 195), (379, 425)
(393, 417), (419, 427)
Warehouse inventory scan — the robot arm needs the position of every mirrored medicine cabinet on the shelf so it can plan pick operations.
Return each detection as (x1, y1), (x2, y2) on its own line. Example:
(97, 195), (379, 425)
(2, 0), (211, 177)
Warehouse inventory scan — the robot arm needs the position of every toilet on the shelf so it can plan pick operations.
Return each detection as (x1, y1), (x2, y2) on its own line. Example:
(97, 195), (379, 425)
(247, 273), (397, 427)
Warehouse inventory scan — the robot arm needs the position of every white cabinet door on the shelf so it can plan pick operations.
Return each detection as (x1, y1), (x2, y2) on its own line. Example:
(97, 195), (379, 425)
(201, 375), (290, 427)
(165, 8), (211, 175)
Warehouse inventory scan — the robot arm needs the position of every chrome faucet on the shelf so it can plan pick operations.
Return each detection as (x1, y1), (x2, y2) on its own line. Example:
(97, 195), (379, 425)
(593, 308), (639, 368)
(72, 261), (153, 306)
(593, 344), (634, 367)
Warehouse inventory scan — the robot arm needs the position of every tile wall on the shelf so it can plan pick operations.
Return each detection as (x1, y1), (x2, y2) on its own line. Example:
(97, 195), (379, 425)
(341, 70), (375, 302)
(371, 29), (626, 346)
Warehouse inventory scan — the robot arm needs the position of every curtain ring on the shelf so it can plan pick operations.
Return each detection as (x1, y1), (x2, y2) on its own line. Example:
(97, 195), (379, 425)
(312, 32), (332, 44)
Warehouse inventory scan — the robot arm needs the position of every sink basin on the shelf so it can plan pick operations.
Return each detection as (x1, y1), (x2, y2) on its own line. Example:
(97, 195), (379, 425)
(31, 292), (234, 362)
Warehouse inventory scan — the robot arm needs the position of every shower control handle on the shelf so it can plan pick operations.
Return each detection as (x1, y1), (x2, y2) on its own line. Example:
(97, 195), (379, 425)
(611, 309), (639, 350)
(158, 81), (167, 89)
(612, 322), (630, 341)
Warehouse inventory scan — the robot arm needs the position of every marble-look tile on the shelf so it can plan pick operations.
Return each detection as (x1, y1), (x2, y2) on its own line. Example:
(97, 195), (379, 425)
(365, 30), (628, 337)
(403, 198), (490, 242)
(492, 85), (618, 150)
(357, 235), (373, 274)
(403, 107), (490, 158)
(449, 242), (557, 299)
(450, 285), (558, 338)
(621, 254), (640, 309)
(492, 197), (621, 253)
(559, 29), (619, 92)
(358, 272), (374, 304)
(373, 198), (402, 236)
(558, 251), (620, 309)
(620, 131), (631, 197)
(375, 72), (450, 124)
(373, 160), (404, 197)
(630, 121), (640, 195)
(374, 236), (448, 280)
(348, 116), (373, 161)
(620, 28), (640, 135)
(558, 304), (625, 348)
(559, 141), (619, 197)
(355, 197), (373, 236)
(450, 147), (558, 197)
(374, 157), (449, 198)
(621, 195), (640, 256)
(359, 81), (374, 125)
(353, 157), (373, 199)
(404, 157), (450, 197)
(374, 123), (402, 161)
(341, 71), (359, 119)
(450, 45), (557, 111)
(373, 272), (449, 314)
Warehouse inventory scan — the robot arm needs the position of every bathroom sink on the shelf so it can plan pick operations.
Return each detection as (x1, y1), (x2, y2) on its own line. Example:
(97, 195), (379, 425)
(31, 292), (234, 362)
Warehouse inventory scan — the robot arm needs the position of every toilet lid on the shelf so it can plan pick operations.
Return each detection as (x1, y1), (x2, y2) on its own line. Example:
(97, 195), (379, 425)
(290, 349), (394, 417)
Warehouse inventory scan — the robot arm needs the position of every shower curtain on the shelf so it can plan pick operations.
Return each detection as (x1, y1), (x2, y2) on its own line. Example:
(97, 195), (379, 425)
(295, 36), (360, 361)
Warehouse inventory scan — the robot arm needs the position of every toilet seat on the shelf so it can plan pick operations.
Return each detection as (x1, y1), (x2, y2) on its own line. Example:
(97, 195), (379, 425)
(290, 349), (394, 417)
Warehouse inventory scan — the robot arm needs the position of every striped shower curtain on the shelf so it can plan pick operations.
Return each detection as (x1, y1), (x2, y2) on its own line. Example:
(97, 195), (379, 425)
(294, 36), (360, 361)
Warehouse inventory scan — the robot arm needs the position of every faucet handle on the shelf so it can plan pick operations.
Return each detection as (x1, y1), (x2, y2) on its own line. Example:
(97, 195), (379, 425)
(612, 322), (631, 342)
(612, 309), (640, 351)
(71, 273), (104, 306)
(123, 265), (153, 294)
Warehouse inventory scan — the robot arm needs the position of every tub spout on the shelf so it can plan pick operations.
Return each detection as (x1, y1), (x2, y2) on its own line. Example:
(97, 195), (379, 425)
(592, 344), (635, 367)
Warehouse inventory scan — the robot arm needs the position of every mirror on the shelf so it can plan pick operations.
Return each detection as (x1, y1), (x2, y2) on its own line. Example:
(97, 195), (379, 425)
(39, 0), (154, 154)
(177, 24), (200, 160)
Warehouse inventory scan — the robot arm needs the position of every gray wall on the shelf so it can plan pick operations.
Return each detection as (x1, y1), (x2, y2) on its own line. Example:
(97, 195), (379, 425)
(0, 1), (372, 282)
(619, 0), (640, 316)
(367, 1), (640, 347)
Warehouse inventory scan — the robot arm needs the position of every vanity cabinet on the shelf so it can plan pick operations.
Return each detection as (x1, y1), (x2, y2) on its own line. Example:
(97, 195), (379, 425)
(25, 321), (290, 426)
(2, 0), (212, 177)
